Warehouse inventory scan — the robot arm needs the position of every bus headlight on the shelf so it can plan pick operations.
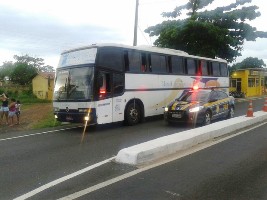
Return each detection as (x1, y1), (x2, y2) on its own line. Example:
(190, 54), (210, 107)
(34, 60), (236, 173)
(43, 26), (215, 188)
(164, 107), (169, 112)
(54, 114), (58, 119)
(189, 106), (204, 113)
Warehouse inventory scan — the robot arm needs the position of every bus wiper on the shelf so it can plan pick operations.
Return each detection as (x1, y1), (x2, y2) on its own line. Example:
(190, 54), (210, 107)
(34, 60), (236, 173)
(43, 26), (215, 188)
(67, 85), (78, 98)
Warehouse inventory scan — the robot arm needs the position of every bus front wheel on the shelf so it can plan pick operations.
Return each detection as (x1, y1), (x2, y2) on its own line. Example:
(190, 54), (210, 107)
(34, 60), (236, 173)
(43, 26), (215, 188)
(125, 102), (141, 126)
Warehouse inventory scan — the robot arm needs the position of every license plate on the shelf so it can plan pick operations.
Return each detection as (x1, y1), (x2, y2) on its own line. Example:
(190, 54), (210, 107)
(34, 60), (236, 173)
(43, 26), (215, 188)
(66, 116), (73, 121)
(172, 113), (181, 118)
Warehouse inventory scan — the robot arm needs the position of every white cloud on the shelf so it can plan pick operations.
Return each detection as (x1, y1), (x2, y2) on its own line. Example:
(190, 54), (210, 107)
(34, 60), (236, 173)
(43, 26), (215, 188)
(0, 0), (266, 67)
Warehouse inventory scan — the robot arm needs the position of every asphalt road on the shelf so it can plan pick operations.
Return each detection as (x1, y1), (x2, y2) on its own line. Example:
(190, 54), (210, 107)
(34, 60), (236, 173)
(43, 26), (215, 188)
(0, 98), (266, 199)
(81, 122), (267, 200)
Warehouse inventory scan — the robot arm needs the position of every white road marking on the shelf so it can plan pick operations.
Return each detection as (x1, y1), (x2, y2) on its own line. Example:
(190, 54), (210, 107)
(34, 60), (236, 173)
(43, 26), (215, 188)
(57, 168), (146, 200)
(11, 121), (267, 200)
(13, 157), (115, 200)
(0, 126), (82, 142)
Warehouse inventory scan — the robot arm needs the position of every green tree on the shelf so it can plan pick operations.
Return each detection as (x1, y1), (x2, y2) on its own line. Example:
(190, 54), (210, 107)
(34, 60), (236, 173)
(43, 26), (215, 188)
(40, 65), (55, 72)
(1, 54), (54, 85)
(0, 61), (15, 80)
(14, 54), (44, 70)
(13, 54), (55, 72)
(145, 0), (267, 63)
(10, 63), (38, 85)
(230, 57), (266, 73)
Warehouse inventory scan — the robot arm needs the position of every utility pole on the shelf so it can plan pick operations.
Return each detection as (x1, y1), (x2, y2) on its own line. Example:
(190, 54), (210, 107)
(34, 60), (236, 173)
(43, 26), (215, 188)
(133, 0), (139, 46)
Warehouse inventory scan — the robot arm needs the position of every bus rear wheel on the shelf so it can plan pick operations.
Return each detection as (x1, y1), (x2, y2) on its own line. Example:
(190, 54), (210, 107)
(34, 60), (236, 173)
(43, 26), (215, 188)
(125, 102), (141, 126)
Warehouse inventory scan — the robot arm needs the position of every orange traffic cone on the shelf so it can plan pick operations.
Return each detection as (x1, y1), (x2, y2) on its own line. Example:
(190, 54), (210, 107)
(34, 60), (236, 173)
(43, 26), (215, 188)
(263, 97), (267, 112)
(246, 100), (254, 117)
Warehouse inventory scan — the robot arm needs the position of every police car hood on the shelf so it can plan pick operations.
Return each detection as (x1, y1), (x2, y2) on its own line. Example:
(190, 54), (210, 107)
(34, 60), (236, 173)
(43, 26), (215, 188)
(170, 100), (203, 111)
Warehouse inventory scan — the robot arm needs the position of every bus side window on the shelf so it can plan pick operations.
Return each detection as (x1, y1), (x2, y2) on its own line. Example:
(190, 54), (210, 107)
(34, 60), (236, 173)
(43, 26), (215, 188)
(197, 60), (202, 76)
(124, 51), (129, 72)
(150, 54), (167, 73)
(98, 72), (111, 99)
(205, 61), (212, 75)
(141, 53), (147, 72)
(167, 56), (172, 73)
(113, 73), (124, 95)
(220, 63), (228, 76)
(148, 54), (152, 72)
(186, 58), (197, 75)
(212, 62), (220, 76)
(127, 50), (141, 72)
(171, 56), (184, 74)
(97, 47), (123, 71)
(200, 60), (208, 76)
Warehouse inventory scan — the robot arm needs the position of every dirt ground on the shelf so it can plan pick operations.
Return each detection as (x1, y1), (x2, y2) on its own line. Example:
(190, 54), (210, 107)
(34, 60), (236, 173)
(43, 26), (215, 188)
(0, 103), (53, 132)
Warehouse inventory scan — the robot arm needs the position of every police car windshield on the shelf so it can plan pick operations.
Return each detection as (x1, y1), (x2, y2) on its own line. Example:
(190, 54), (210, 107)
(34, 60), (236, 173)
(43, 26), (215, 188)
(179, 90), (210, 102)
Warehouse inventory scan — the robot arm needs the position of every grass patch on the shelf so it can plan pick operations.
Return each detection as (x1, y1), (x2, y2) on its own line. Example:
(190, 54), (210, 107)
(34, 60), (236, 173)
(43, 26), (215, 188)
(1, 87), (64, 130)
(32, 115), (61, 129)
(15, 94), (51, 104)
(22, 102), (62, 130)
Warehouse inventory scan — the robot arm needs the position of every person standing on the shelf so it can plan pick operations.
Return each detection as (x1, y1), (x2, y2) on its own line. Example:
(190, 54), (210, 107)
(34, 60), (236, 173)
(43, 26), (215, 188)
(8, 98), (16, 126)
(15, 100), (21, 125)
(0, 93), (9, 125)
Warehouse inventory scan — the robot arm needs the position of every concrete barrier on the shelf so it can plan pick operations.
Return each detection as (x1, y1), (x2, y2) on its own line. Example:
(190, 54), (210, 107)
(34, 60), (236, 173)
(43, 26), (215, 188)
(115, 111), (267, 165)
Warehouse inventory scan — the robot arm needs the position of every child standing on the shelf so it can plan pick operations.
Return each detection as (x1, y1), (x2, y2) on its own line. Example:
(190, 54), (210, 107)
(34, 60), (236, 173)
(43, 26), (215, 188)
(8, 98), (16, 126)
(15, 100), (21, 125)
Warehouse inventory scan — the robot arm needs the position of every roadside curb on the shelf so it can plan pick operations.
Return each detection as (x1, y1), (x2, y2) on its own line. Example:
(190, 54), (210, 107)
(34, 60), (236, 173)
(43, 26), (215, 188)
(115, 111), (267, 166)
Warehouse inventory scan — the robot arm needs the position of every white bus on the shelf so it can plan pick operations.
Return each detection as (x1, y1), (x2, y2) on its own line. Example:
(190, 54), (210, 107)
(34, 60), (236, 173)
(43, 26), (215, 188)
(53, 43), (229, 125)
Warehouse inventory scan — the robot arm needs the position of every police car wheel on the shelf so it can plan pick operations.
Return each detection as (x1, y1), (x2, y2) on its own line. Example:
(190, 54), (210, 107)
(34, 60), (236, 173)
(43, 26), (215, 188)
(203, 111), (211, 126)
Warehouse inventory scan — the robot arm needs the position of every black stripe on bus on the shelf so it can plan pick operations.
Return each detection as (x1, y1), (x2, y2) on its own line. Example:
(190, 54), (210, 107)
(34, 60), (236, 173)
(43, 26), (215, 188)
(125, 86), (228, 92)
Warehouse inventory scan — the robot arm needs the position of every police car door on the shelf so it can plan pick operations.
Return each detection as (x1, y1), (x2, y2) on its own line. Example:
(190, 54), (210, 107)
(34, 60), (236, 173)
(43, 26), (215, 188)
(218, 91), (229, 117)
(209, 91), (220, 119)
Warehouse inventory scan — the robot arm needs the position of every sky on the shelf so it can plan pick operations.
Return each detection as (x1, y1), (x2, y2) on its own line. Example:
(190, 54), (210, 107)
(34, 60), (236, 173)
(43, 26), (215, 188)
(0, 0), (266, 68)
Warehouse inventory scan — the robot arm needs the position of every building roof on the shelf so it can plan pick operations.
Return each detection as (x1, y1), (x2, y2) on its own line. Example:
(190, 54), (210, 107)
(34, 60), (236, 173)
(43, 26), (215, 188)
(37, 72), (55, 79)
(235, 68), (267, 71)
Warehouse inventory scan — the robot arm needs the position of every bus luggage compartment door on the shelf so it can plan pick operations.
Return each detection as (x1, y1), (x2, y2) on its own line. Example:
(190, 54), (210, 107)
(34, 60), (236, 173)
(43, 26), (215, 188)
(96, 99), (112, 124)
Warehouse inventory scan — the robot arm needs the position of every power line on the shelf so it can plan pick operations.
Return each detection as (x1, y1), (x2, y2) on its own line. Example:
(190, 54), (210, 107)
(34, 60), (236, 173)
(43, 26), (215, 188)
(138, 25), (151, 45)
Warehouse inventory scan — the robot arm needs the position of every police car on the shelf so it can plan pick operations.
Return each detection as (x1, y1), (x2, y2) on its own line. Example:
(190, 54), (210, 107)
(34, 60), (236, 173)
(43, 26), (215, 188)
(164, 88), (235, 126)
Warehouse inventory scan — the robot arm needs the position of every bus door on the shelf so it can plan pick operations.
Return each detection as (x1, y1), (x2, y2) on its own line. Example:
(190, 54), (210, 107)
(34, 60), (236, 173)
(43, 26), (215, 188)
(112, 73), (125, 122)
(96, 71), (112, 124)
(96, 71), (125, 124)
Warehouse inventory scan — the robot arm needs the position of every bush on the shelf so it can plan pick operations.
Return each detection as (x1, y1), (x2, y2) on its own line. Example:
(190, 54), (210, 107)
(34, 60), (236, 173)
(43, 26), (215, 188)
(0, 89), (50, 104)
(1, 84), (51, 104)
(16, 93), (51, 104)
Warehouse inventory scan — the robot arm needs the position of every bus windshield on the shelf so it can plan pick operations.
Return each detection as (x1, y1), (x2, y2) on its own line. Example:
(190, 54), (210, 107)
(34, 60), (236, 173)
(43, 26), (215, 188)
(53, 67), (94, 101)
